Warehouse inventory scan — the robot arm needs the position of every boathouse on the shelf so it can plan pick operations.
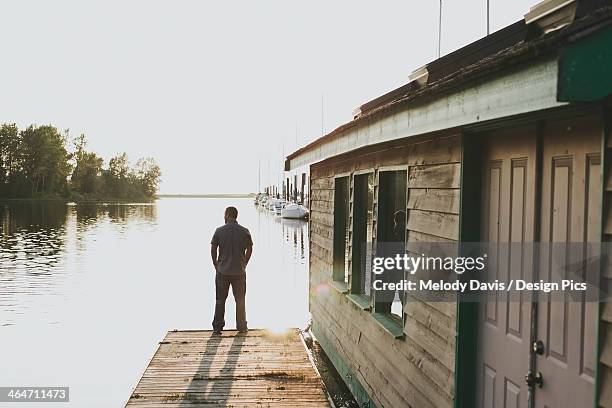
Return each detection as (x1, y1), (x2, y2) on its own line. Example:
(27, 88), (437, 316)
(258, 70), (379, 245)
(285, 1), (612, 407)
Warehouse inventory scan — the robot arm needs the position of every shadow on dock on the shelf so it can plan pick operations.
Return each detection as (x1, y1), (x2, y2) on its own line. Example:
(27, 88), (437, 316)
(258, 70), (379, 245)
(126, 329), (330, 407)
(179, 334), (246, 406)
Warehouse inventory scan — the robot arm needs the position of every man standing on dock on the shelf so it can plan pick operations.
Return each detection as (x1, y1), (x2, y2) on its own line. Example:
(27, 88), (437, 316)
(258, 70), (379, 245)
(210, 206), (253, 334)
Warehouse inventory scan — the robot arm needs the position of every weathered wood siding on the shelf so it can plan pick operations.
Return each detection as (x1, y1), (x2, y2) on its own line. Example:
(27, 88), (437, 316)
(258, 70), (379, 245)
(309, 132), (460, 408)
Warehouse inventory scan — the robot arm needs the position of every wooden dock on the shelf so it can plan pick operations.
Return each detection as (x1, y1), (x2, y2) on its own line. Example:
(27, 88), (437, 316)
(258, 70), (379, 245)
(126, 329), (331, 407)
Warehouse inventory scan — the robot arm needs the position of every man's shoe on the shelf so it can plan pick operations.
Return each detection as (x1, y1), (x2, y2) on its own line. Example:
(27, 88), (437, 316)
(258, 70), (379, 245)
(238, 328), (248, 334)
(212, 330), (222, 335)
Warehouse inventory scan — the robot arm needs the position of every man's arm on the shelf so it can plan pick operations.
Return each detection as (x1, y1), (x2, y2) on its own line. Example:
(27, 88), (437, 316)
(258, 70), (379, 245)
(244, 229), (253, 266)
(211, 244), (219, 270)
(245, 245), (253, 266)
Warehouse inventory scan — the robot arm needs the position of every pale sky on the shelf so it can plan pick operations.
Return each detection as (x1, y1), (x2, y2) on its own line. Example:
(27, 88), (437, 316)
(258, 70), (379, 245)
(1, 0), (535, 194)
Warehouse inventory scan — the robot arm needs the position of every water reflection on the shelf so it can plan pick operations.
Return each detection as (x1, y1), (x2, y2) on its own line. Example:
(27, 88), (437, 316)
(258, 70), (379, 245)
(281, 218), (307, 261)
(257, 205), (308, 262)
(0, 201), (158, 327)
(106, 203), (157, 225)
(1, 200), (67, 236)
(1, 202), (68, 328)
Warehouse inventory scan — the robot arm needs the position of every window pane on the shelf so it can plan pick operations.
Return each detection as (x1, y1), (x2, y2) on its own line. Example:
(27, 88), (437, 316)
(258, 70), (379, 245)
(375, 170), (407, 321)
(352, 173), (374, 296)
(365, 174), (374, 296)
(333, 177), (350, 283)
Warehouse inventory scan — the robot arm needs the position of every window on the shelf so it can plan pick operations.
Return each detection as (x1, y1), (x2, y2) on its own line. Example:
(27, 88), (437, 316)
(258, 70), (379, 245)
(375, 170), (407, 321)
(351, 172), (374, 296)
(333, 176), (350, 284)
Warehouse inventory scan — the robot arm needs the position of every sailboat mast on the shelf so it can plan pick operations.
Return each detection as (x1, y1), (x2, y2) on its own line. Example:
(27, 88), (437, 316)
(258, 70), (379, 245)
(438, 0), (442, 58)
(487, 0), (490, 35)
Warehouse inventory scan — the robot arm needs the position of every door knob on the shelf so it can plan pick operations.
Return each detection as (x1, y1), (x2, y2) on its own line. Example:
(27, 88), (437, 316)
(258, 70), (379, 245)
(525, 370), (544, 388)
(532, 340), (545, 355)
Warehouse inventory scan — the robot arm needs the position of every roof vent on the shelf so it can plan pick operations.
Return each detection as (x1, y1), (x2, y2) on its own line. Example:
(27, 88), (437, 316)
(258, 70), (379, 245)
(408, 65), (429, 87)
(524, 0), (578, 33)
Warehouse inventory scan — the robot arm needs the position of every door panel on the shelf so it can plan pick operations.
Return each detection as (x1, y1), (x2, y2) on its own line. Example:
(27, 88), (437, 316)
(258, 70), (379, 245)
(582, 155), (600, 379)
(505, 379), (521, 408)
(508, 161), (528, 340)
(534, 115), (601, 408)
(476, 127), (537, 408)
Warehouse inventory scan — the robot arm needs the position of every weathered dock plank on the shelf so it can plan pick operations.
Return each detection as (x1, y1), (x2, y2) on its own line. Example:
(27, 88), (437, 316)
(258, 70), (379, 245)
(126, 329), (331, 408)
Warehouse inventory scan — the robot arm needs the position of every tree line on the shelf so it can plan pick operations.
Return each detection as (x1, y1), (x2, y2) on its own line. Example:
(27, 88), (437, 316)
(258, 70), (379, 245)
(0, 123), (161, 201)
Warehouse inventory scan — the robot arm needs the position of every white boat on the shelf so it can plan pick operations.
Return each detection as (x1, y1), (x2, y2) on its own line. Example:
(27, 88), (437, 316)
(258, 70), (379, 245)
(267, 199), (277, 211)
(257, 195), (268, 207)
(274, 199), (287, 215)
(281, 203), (309, 219)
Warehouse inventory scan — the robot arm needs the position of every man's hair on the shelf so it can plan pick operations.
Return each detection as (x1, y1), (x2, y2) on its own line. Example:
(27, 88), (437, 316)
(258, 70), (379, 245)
(225, 206), (238, 219)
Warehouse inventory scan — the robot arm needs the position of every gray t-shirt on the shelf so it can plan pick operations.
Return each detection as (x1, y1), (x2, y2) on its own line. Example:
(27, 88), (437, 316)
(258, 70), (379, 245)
(211, 220), (253, 275)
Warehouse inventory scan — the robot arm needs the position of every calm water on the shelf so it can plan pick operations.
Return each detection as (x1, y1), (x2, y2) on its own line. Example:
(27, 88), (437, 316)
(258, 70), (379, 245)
(0, 198), (309, 407)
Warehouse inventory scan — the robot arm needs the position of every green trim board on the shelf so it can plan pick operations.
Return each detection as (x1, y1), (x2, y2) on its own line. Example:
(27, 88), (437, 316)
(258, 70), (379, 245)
(558, 24), (612, 102)
(370, 313), (404, 339)
(596, 103), (611, 408)
(312, 322), (378, 408)
(330, 280), (349, 294)
(347, 294), (372, 311)
(454, 133), (481, 408)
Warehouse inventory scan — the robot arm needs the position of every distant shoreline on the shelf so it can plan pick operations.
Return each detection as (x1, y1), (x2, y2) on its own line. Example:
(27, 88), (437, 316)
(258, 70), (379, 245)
(0, 194), (256, 203)
(0, 197), (155, 203)
(157, 193), (256, 199)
